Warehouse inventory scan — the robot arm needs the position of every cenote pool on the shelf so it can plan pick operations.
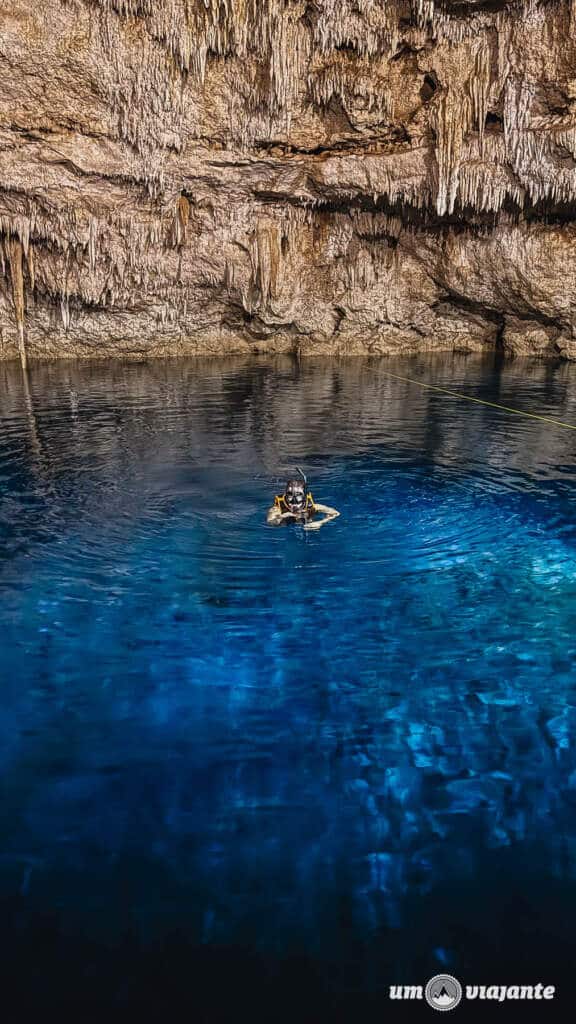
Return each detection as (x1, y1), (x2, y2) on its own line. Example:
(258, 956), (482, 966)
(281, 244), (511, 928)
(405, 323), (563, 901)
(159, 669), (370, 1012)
(1, 353), (576, 1019)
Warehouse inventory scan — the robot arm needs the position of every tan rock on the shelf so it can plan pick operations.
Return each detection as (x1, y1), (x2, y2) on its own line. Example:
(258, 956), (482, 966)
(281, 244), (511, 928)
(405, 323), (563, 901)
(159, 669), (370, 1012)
(502, 317), (558, 356)
(0, 1), (575, 360)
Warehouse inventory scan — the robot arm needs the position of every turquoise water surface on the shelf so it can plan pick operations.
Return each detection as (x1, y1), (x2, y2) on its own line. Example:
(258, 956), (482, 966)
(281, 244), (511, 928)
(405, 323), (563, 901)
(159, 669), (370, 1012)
(1, 354), (576, 1019)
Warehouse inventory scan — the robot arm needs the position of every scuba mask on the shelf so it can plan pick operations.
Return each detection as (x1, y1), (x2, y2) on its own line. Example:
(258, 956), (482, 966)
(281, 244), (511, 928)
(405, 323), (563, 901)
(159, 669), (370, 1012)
(284, 480), (307, 513)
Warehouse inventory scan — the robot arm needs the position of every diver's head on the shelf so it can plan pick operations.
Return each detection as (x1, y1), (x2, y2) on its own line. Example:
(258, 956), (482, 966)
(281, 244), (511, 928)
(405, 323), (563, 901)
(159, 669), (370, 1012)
(284, 478), (307, 513)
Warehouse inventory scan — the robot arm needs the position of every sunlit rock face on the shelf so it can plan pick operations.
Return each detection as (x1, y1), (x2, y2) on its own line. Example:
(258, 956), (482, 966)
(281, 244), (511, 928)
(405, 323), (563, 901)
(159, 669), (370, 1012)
(1, 0), (576, 360)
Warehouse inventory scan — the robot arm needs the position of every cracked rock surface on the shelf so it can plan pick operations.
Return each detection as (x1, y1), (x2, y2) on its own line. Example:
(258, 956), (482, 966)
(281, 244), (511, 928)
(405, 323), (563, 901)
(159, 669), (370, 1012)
(1, 0), (576, 361)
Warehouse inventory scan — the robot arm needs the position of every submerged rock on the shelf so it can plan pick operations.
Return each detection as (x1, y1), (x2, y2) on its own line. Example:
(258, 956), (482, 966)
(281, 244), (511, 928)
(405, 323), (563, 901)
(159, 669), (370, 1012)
(1, 1), (576, 360)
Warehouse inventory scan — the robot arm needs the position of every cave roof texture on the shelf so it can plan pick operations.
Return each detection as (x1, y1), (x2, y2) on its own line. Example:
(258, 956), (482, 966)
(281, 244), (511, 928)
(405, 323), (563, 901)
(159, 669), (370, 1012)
(1, 0), (576, 361)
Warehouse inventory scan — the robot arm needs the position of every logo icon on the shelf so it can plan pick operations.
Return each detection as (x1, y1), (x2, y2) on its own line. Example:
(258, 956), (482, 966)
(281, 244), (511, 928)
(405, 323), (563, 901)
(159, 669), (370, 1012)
(425, 974), (463, 1012)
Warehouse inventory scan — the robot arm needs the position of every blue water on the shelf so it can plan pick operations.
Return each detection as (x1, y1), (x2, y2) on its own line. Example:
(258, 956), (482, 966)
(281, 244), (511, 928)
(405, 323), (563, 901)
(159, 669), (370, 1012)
(1, 354), (576, 1018)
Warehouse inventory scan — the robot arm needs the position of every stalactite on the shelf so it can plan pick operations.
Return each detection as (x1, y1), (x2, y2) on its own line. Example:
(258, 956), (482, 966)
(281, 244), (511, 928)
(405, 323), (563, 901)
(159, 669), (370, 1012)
(433, 88), (472, 216)
(412, 0), (435, 30)
(268, 7), (310, 127)
(309, 56), (393, 125)
(470, 43), (492, 157)
(252, 223), (281, 306)
(60, 295), (71, 332)
(88, 217), (98, 272)
(224, 259), (235, 293)
(7, 239), (27, 370)
(171, 194), (191, 248)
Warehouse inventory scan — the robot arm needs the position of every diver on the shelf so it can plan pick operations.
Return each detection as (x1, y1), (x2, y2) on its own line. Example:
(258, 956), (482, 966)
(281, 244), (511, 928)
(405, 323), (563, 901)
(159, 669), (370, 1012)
(266, 470), (340, 531)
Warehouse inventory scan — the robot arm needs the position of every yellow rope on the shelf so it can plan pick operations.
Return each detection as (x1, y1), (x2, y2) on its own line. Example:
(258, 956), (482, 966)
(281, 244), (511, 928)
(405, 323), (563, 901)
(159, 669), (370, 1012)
(382, 371), (576, 432)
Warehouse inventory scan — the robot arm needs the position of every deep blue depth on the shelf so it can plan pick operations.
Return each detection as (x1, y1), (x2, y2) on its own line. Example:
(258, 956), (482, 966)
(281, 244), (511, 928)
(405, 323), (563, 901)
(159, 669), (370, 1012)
(1, 353), (576, 1019)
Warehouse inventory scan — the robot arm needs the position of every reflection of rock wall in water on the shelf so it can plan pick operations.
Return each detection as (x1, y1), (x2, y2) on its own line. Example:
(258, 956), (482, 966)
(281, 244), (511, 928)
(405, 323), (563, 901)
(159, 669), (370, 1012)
(3, 352), (576, 477)
(2, 1), (576, 360)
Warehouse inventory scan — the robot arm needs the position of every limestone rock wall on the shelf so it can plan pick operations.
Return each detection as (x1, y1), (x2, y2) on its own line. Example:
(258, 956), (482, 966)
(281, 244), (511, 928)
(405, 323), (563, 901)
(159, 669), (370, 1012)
(1, 0), (576, 361)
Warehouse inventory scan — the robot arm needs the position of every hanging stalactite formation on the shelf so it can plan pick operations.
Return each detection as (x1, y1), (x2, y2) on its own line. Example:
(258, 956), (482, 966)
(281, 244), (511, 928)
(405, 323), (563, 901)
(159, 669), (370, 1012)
(1, 0), (576, 360)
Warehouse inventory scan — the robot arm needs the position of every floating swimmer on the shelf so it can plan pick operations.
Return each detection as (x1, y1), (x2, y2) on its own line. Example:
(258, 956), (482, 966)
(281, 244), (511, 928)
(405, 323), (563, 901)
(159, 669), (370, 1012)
(266, 468), (340, 531)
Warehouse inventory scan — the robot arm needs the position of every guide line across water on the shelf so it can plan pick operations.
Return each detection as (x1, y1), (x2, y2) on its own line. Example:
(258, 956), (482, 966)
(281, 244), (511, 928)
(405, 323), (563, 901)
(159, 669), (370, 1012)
(382, 371), (576, 431)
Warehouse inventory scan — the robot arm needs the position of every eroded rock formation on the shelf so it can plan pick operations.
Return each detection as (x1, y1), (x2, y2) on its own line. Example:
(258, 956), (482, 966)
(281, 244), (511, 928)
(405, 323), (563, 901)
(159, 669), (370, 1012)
(1, 0), (576, 361)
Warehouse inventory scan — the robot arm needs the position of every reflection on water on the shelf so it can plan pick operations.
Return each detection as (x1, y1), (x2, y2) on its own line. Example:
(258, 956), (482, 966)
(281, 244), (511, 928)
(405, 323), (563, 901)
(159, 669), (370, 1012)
(1, 353), (576, 1017)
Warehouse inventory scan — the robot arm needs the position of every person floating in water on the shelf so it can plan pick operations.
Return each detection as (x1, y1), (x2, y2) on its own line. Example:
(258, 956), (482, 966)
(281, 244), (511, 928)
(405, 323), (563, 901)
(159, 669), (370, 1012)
(266, 472), (340, 531)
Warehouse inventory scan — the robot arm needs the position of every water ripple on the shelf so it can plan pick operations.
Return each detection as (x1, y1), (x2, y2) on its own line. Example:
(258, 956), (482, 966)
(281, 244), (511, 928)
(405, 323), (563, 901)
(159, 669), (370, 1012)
(2, 353), (576, 996)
